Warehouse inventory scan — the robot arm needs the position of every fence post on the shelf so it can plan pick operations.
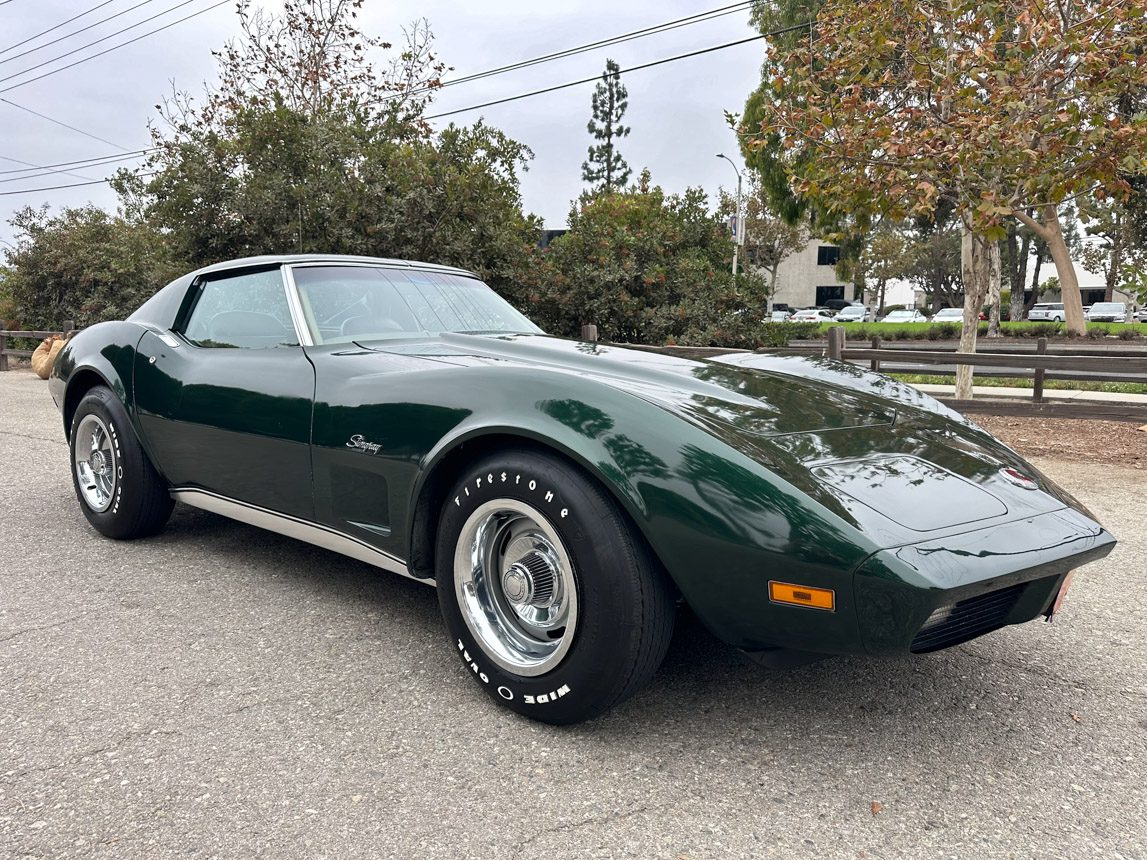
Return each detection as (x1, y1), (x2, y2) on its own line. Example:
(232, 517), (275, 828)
(1033, 336), (1047, 403)
(580, 324), (598, 343)
(63, 319), (75, 334)
(870, 336), (882, 373)
(0, 320), (8, 372)
(826, 325), (845, 361)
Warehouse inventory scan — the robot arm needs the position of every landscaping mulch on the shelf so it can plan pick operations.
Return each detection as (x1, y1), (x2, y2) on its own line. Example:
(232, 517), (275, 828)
(973, 414), (1145, 467)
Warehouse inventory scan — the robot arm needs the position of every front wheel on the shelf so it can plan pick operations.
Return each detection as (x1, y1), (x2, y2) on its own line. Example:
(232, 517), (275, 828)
(69, 386), (174, 539)
(436, 451), (675, 724)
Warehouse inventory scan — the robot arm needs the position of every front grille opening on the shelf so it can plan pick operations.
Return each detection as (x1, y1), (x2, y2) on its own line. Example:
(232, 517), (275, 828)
(910, 583), (1026, 653)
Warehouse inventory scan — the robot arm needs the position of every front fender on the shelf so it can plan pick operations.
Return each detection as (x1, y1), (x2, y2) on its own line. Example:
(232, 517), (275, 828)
(51, 322), (145, 438)
(406, 367), (876, 653)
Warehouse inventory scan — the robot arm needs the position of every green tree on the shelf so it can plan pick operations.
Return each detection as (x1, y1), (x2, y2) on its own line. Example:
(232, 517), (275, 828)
(2, 206), (180, 329)
(717, 177), (807, 308)
(856, 224), (910, 316)
(114, 0), (540, 296)
(529, 173), (765, 346)
(1080, 198), (1143, 303)
(749, 0), (1147, 394)
(581, 59), (632, 193)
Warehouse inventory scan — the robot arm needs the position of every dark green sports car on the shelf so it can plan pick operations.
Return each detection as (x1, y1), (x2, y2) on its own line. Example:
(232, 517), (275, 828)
(50, 255), (1115, 724)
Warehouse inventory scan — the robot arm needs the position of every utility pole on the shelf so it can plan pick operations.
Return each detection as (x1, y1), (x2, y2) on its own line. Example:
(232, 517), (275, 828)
(716, 153), (743, 277)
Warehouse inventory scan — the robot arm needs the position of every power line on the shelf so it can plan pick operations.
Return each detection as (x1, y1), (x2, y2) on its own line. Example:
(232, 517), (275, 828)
(0, 171), (156, 196)
(425, 29), (797, 121)
(436, 2), (754, 92)
(0, 148), (154, 175)
(1, 16), (804, 193)
(0, 2), (758, 168)
(0, 150), (151, 182)
(0, 97), (135, 151)
(1, 0), (171, 66)
(1, 0), (119, 56)
(0, 0), (216, 87)
(0, 153), (94, 183)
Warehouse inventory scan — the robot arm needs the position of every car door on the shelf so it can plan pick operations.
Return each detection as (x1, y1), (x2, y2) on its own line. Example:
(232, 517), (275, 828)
(133, 265), (317, 520)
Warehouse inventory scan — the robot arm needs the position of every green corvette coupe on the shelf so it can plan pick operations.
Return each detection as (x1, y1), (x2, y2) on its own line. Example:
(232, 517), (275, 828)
(50, 255), (1115, 724)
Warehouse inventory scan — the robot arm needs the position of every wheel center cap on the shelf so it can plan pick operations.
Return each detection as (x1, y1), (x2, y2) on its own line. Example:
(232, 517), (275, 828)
(501, 550), (558, 610)
(502, 564), (533, 604)
(90, 451), (106, 473)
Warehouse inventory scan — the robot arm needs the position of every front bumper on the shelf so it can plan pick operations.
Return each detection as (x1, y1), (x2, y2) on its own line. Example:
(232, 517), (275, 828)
(854, 506), (1115, 654)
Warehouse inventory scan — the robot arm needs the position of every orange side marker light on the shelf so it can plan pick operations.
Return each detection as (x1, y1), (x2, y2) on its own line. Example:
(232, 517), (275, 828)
(769, 580), (835, 611)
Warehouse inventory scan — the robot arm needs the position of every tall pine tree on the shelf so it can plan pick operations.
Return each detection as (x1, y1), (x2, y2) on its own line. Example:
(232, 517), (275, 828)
(581, 59), (631, 193)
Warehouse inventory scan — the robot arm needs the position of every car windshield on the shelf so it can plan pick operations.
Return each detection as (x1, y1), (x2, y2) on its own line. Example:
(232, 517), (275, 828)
(838, 307), (863, 316)
(885, 311), (915, 320)
(1091, 303), (1123, 313)
(934, 309), (962, 318)
(292, 265), (542, 344)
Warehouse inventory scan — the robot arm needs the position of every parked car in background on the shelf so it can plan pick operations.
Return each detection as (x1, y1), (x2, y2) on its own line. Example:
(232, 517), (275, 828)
(932, 308), (965, 323)
(881, 309), (929, 323)
(834, 305), (875, 323)
(1028, 303), (1065, 322)
(791, 308), (836, 322)
(822, 299), (855, 312)
(769, 310), (793, 322)
(1085, 302), (1127, 323)
(49, 253), (1115, 724)
(1135, 307), (1147, 323)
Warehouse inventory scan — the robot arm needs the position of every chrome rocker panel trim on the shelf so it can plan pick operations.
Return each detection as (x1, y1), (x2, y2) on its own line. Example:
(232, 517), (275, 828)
(169, 488), (427, 584)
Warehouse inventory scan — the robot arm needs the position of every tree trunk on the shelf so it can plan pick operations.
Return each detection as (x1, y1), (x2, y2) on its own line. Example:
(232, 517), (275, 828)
(1009, 219), (1031, 321)
(1037, 205), (1085, 335)
(987, 239), (1002, 337)
(878, 278), (887, 316)
(1012, 205), (1085, 332)
(955, 218), (990, 400)
(1026, 251), (1044, 313)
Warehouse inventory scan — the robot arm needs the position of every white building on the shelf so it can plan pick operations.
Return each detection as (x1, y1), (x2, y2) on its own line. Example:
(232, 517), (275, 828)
(765, 241), (855, 310)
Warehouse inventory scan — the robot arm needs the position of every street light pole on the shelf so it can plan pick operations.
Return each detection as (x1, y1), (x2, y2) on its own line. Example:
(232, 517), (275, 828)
(716, 153), (742, 277)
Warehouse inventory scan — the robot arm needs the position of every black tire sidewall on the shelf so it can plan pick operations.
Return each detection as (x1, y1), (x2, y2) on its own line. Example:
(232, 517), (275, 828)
(69, 386), (165, 539)
(436, 452), (653, 724)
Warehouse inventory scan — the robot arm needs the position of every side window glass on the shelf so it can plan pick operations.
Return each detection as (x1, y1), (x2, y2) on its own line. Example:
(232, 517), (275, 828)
(182, 269), (297, 348)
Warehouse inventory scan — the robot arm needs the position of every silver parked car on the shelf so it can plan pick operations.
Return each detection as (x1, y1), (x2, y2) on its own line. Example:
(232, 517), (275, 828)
(1085, 302), (1127, 323)
(834, 304), (875, 322)
(932, 308), (966, 322)
(1028, 302), (1065, 322)
(881, 309), (929, 323)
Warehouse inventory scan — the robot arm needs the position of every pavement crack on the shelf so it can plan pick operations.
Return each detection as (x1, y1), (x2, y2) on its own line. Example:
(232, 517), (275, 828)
(0, 428), (66, 446)
(5, 729), (181, 782)
(511, 802), (666, 859)
(0, 614), (85, 643)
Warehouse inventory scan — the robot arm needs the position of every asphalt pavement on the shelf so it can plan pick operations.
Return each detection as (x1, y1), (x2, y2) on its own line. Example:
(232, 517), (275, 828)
(1, 368), (1145, 859)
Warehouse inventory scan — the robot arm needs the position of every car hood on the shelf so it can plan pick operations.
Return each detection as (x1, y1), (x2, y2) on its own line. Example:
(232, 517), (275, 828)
(355, 333), (1083, 543)
(359, 332), (898, 437)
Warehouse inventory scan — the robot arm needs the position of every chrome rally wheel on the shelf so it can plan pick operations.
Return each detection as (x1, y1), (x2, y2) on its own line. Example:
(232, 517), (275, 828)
(453, 499), (578, 677)
(73, 413), (118, 513)
(436, 450), (675, 725)
(69, 385), (173, 539)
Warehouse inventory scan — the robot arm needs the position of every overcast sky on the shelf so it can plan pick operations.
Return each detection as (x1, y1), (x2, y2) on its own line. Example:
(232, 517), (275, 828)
(0, 0), (766, 251)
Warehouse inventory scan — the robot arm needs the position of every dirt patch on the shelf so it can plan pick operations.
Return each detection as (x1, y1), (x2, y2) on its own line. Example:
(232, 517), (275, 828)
(973, 414), (1146, 466)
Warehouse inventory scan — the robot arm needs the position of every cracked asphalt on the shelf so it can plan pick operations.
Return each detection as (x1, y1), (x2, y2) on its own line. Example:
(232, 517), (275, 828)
(1, 367), (1145, 859)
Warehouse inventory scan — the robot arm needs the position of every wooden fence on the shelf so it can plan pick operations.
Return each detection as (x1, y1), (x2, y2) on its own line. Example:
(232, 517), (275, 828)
(820, 327), (1147, 420)
(0, 320), (74, 371)
(614, 329), (1147, 421)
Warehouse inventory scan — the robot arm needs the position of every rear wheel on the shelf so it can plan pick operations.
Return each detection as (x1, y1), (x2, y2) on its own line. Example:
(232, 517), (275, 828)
(436, 450), (675, 724)
(69, 386), (173, 539)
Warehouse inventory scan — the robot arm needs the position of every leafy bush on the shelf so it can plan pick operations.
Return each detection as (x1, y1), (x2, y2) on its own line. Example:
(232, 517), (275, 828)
(3, 206), (181, 329)
(526, 182), (768, 345)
